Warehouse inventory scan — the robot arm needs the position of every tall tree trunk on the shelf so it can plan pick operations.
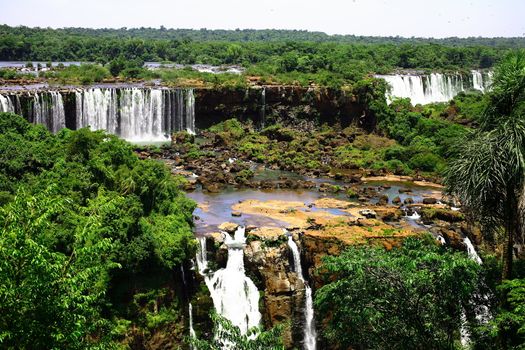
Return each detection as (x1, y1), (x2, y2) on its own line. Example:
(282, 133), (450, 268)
(517, 181), (525, 256)
(502, 222), (514, 281)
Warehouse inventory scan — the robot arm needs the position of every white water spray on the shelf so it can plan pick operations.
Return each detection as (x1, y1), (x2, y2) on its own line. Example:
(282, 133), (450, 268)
(196, 227), (261, 335)
(377, 70), (492, 105)
(287, 233), (317, 350)
(189, 303), (196, 339)
(460, 236), (491, 348)
(0, 94), (14, 113)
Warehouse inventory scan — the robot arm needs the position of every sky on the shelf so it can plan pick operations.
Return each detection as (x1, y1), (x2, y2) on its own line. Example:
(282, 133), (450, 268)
(0, 0), (524, 38)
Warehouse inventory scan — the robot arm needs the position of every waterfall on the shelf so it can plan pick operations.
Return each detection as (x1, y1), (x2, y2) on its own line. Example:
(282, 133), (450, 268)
(377, 70), (492, 105)
(196, 236), (208, 274)
(464, 237), (483, 265)
(0, 87), (197, 141)
(185, 89), (195, 135)
(50, 92), (65, 133)
(197, 227), (261, 336)
(461, 237), (491, 348)
(287, 234), (317, 350)
(73, 87), (196, 141)
(31, 91), (65, 132)
(0, 94), (14, 113)
(76, 88), (118, 135)
(260, 87), (266, 128)
(189, 303), (196, 340)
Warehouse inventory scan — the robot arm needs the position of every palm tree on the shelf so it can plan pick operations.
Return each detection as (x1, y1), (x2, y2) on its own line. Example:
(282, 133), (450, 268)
(445, 50), (525, 280)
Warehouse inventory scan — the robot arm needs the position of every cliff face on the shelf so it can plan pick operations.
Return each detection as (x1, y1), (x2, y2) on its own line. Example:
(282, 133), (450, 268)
(194, 86), (372, 131)
(4, 85), (374, 132)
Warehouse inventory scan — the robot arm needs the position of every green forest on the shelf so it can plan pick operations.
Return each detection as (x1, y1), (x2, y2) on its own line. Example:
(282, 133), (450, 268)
(0, 25), (519, 87)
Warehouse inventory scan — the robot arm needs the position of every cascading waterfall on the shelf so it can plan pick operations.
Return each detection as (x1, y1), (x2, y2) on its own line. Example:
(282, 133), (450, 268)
(260, 87), (266, 128)
(460, 237), (491, 348)
(3, 87), (196, 141)
(287, 234), (317, 350)
(189, 303), (196, 339)
(0, 93), (14, 113)
(75, 87), (195, 141)
(196, 227), (262, 336)
(377, 70), (493, 105)
(31, 91), (66, 133)
(50, 92), (66, 133)
(185, 89), (196, 135)
(76, 88), (118, 135)
(464, 237), (483, 265)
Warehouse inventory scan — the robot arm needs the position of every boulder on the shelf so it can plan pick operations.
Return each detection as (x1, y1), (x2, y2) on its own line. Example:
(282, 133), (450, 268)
(359, 209), (377, 219)
(422, 197), (438, 205)
(218, 222), (239, 233)
(377, 195), (389, 206)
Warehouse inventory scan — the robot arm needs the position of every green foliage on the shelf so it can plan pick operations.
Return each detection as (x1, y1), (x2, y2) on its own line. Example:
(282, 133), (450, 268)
(0, 25), (518, 87)
(445, 50), (525, 279)
(494, 279), (525, 349)
(315, 237), (484, 350)
(41, 63), (110, 84)
(0, 112), (197, 348)
(0, 187), (118, 349)
(190, 313), (285, 350)
(208, 118), (246, 140)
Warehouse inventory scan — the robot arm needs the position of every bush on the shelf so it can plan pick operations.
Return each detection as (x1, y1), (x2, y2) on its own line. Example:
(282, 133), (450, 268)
(409, 152), (445, 172)
(315, 237), (485, 350)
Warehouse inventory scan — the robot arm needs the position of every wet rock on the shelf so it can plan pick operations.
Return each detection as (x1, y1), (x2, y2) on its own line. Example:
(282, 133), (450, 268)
(183, 178), (197, 191)
(203, 182), (223, 193)
(422, 197), (438, 205)
(420, 208), (464, 223)
(249, 227), (284, 242)
(231, 211), (242, 217)
(359, 209), (377, 219)
(377, 195), (389, 206)
(218, 222), (239, 233)
(460, 222), (483, 245)
(246, 225), (258, 232)
(404, 197), (414, 205)
(441, 228), (465, 250)
(209, 232), (225, 244)
(318, 183), (342, 193)
(376, 208), (403, 222)
(392, 196), (401, 205)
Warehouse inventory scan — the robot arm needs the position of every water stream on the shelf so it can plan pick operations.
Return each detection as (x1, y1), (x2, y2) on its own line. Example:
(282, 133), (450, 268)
(287, 233), (317, 350)
(196, 227), (262, 335)
(460, 237), (491, 348)
(189, 303), (196, 339)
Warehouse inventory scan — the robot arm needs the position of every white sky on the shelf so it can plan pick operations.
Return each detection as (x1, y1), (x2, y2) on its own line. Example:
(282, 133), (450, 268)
(0, 0), (524, 38)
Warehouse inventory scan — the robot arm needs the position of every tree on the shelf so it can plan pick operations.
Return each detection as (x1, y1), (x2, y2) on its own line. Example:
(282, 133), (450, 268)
(0, 187), (117, 349)
(315, 237), (483, 350)
(190, 313), (285, 350)
(494, 278), (525, 349)
(445, 50), (525, 280)
(108, 57), (126, 77)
